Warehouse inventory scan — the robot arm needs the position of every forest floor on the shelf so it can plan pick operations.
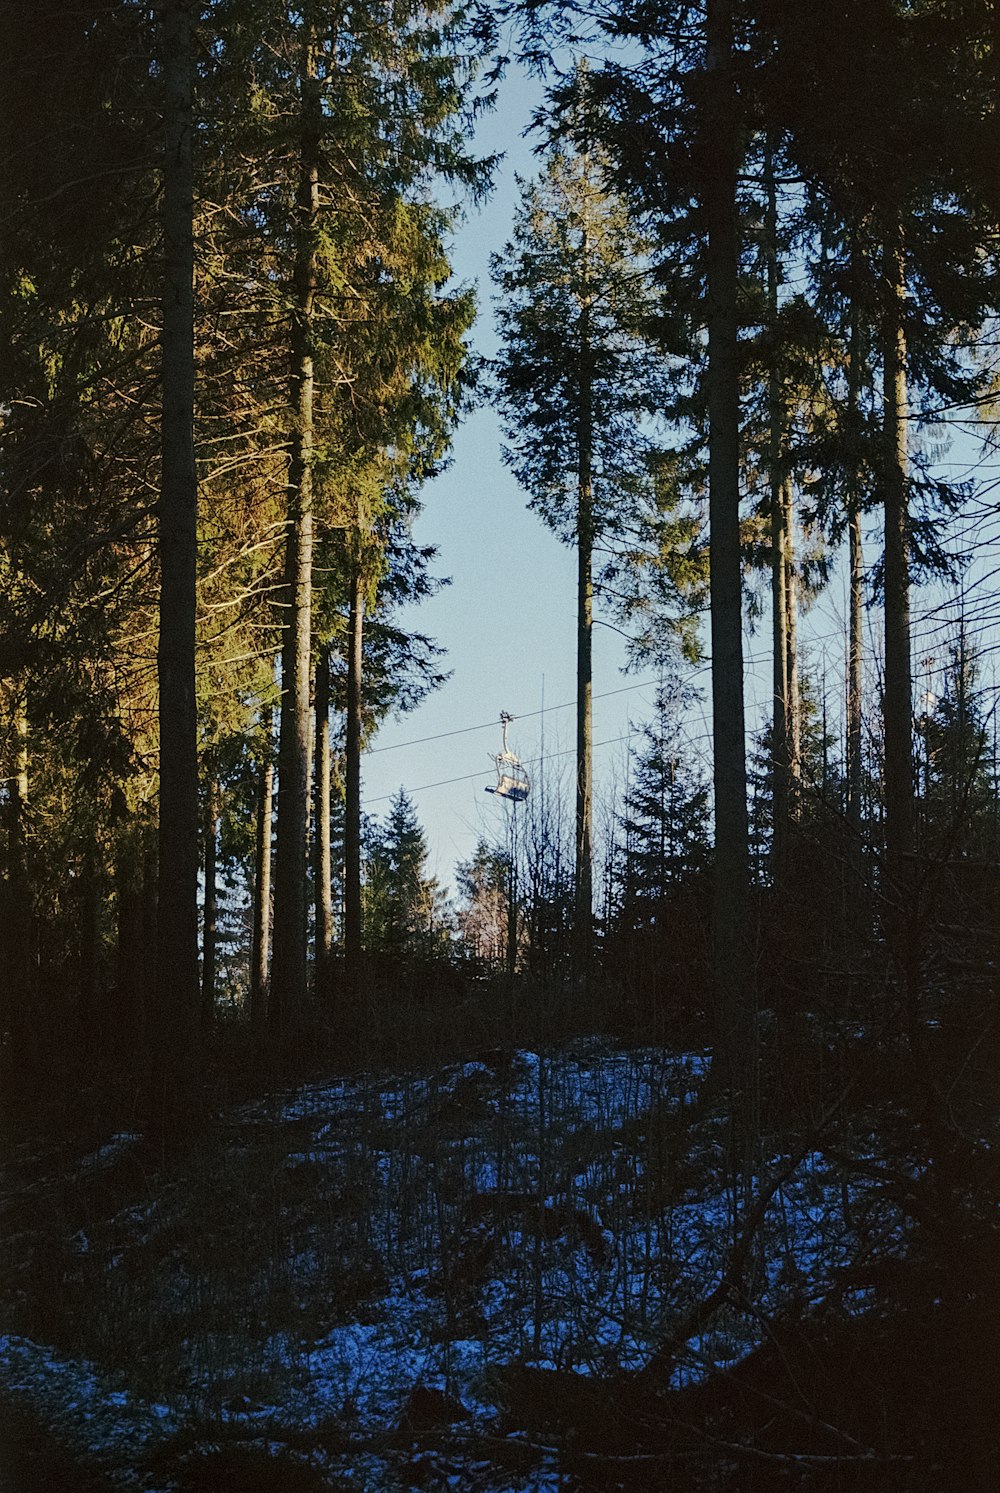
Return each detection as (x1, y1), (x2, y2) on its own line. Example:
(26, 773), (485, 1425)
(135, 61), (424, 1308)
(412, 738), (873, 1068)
(0, 1028), (995, 1490)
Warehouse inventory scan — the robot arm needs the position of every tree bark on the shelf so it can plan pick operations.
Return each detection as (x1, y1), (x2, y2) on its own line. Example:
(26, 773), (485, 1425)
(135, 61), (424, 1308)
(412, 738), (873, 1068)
(153, 0), (199, 1143)
(78, 843), (100, 1041)
(250, 705), (273, 1024)
(117, 831), (143, 1036)
(846, 294), (864, 845)
(575, 282), (594, 973)
(882, 225), (913, 876)
(270, 17), (319, 1032)
(201, 779), (218, 1028)
(705, 0), (752, 1091)
(3, 701), (32, 1065)
(344, 559), (365, 998)
(784, 479), (799, 807)
(314, 643), (333, 996)
(765, 142), (790, 885)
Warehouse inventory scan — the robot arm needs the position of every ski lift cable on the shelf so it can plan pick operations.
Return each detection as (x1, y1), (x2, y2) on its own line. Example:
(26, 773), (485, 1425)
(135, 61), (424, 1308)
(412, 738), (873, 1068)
(366, 730), (696, 804)
(364, 610), (912, 761)
(362, 579), (1000, 791)
(365, 676), (669, 754)
(365, 597), (996, 764)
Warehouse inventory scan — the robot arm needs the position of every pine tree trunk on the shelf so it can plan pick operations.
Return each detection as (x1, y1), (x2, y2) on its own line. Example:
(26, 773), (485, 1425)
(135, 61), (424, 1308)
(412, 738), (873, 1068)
(142, 839), (158, 1043)
(882, 225), (913, 876)
(575, 297), (594, 973)
(784, 480), (800, 806)
(314, 643), (333, 997)
(116, 830), (143, 1041)
(846, 297), (864, 845)
(344, 559), (365, 997)
(765, 143), (790, 885)
(201, 780), (218, 1028)
(250, 705), (273, 1024)
(153, 0), (199, 1142)
(270, 19), (319, 1032)
(705, 0), (752, 1091)
(79, 844), (100, 1041)
(4, 702), (32, 1066)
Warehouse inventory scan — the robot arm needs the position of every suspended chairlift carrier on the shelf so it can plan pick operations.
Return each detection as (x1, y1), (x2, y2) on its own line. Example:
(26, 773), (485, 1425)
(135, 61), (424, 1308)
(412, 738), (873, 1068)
(485, 711), (529, 802)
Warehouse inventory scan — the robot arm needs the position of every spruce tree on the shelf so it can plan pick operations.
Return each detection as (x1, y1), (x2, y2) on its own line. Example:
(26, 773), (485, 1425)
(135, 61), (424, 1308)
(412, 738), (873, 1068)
(618, 698), (711, 919)
(365, 789), (450, 960)
(492, 115), (682, 964)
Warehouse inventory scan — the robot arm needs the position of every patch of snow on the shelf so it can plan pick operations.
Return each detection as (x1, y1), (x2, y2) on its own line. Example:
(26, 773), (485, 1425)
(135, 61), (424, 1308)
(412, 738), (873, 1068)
(78, 1132), (141, 1175)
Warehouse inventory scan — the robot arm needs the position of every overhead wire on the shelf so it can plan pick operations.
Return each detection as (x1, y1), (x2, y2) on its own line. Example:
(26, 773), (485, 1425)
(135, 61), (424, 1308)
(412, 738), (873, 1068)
(367, 730), (642, 803)
(365, 675), (670, 753)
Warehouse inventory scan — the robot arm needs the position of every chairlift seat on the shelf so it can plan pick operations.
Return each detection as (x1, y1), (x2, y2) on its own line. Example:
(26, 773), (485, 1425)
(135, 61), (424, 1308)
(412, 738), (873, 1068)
(485, 712), (530, 803)
(486, 772), (529, 802)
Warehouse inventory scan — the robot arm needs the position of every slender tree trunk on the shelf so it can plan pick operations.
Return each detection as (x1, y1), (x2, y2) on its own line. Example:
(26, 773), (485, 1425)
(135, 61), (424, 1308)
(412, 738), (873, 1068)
(705, 0), (751, 1091)
(117, 836), (140, 1026)
(250, 705), (273, 1024)
(142, 839), (157, 1041)
(3, 702), (32, 1066)
(846, 295), (865, 845)
(765, 143), (790, 885)
(153, 0), (199, 1143)
(784, 479), (799, 806)
(12, 703), (28, 855)
(201, 779), (218, 1028)
(270, 19), (319, 1031)
(344, 559), (365, 997)
(79, 843), (100, 1041)
(314, 643), (333, 997)
(575, 297), (594, 972)
(882, 224), (913, 876)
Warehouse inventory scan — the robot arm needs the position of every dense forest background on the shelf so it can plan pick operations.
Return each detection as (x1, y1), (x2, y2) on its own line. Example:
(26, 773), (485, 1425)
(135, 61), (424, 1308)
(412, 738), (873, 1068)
(3, 0), (1000, 1487)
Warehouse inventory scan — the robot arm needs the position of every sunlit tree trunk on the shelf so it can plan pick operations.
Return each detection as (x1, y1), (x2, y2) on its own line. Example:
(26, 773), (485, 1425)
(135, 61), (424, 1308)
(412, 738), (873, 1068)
(314, 643), (333, 996)
(344, 558), (365, 997)
(765, 143), (791, 885)
(153, 0), (199, 1143)
(3, 702), (32, 1065)
(250, 705), (273, 1024)
(270, 17), (319, 1031)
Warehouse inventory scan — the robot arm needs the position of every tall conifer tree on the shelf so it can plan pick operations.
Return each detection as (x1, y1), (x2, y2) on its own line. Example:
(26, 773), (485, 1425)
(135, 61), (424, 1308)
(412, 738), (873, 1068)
(492, 114), (683, 967)
(154, 0), (200, 1138)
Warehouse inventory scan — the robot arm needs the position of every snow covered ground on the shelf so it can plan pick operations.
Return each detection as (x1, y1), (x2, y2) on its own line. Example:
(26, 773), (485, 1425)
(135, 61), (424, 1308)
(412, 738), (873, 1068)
(0, 1040), (905, 1490)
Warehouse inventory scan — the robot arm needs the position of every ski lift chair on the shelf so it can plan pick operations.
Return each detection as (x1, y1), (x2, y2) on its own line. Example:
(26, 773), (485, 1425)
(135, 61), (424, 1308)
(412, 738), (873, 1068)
(485, 711), (530, 802)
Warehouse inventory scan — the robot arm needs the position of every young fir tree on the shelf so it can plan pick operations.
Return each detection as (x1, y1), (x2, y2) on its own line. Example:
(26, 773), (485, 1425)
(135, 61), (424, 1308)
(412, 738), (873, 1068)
(617, 699), (711, 923)
(364, 789), (450, 961)
(916, 637), (999, 862)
